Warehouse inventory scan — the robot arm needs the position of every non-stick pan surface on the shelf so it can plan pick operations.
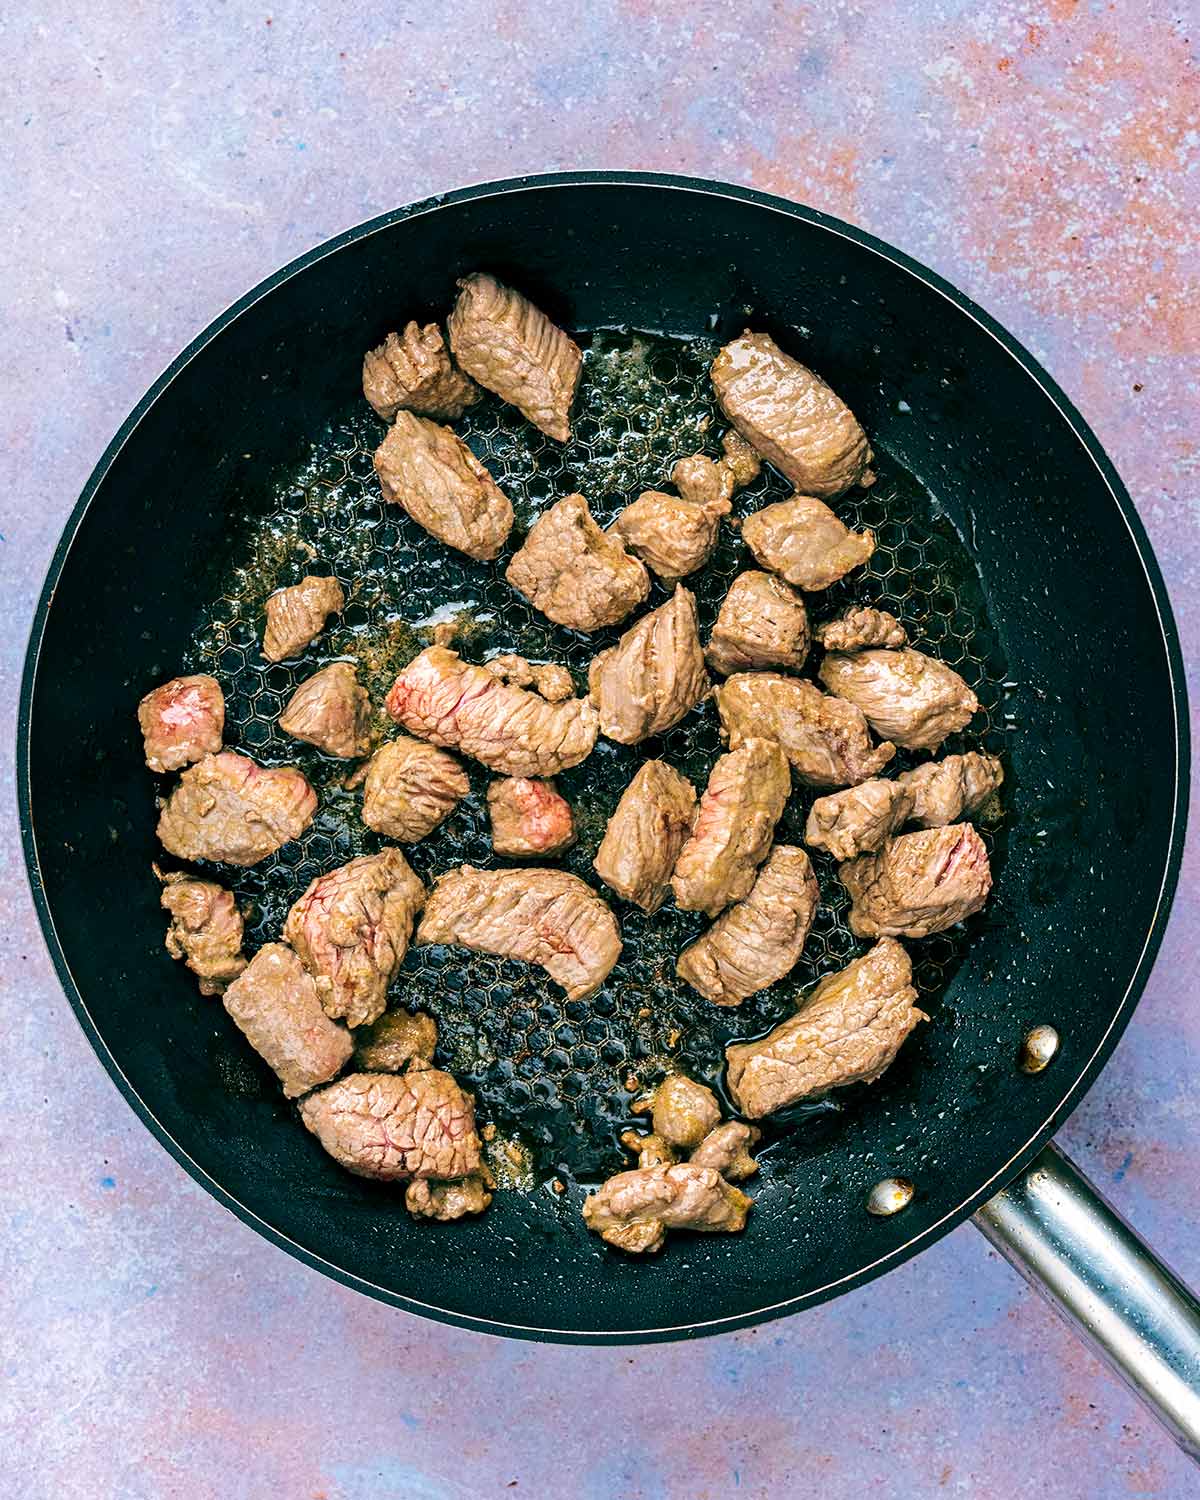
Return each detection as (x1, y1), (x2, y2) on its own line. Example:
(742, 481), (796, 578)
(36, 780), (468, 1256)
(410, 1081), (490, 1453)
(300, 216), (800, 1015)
(18, 174), (1187, 1341)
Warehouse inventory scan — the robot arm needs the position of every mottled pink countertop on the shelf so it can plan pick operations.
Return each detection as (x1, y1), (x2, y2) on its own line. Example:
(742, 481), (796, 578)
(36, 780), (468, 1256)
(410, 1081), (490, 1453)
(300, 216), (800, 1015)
(1, 3), (1197, 1496)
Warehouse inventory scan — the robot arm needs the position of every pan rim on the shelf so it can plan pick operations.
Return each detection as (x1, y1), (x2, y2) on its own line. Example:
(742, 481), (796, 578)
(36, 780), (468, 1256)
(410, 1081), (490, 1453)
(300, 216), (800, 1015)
(16, 169), (1190, 1343)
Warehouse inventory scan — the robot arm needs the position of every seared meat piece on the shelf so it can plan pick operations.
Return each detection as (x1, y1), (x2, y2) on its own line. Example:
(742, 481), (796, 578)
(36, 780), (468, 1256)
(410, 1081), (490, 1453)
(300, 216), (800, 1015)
(716, 673), (895, 788)
(386, 646), (599, 777)
(726, 938), (924, 1118)
(743, 494), (875, 591)
(612, 488), (729, 582)
(593, 760), (697, 913)
(622, 1131), (677, 1169)
(650, 1074), (721, 1149)
(158, 870), (247, 995)
(357, 736), (469, 842)
(505, 493), (649, 631)
(899, 751), (1004, 827)
(819, 648), (979, 752)
(805, 778), (914, 861)
(671, 738), (790, 917)
(405, 1170), (494, 1221)
(677, 844), (819, 1006)
(482, 654), (574, 702)
(815, 605), (906, 652)
(711, 330), (874, 499)
(416, 865), (621, 1001)
(157, 751), (316, 865)
(719, 428), (763, 488)
(362, 321), (480, 422)
(588, 586), (708, 744)
(671, 457), (733, 510)
(840, 822), (992, 939)
(689, 1122), (760, 1181)
(583, 1163), (752, 1254)
(299, 1068), (481, 1181)
(138, 674), (224, 773)
(706, 570), (810, 676)
(278, 662), (371, 759)
(488, 776), (575, 857)
(447, 272), (582, 442)
(374, 411), (513, 562)
(223, 943), (352, 1099)
(284, 848), (425, 1028)
(353, 1008), (438, 1072)
(263, 575), (345, 663)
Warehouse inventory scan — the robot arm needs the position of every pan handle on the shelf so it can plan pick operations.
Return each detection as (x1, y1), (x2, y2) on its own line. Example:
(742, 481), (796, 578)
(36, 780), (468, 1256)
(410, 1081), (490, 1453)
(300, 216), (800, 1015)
(973, 1143), (1200, 1463)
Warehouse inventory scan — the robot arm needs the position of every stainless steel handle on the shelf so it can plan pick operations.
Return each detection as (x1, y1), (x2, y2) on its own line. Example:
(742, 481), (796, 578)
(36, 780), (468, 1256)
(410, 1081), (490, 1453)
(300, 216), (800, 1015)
(974, 1143), (1200, 1463)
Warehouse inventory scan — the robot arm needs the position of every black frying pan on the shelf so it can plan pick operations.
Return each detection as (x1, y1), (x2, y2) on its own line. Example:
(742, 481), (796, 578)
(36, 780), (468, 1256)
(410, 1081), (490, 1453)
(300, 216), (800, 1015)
(17, 176), (1196, 1430)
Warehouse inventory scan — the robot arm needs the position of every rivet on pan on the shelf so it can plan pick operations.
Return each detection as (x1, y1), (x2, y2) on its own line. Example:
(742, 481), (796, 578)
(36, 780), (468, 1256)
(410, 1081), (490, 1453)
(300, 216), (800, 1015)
(1019, 1025), (1060, 1074)
(867, 1177), (915, 1217)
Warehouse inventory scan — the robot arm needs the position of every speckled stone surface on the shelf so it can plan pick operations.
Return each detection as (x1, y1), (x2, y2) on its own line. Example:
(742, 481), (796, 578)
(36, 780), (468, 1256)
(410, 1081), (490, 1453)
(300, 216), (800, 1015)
(2, 4), (1197, 1496)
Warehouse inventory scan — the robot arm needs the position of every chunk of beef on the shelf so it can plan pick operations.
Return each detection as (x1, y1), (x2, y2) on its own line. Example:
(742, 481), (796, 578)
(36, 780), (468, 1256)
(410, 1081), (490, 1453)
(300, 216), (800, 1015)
(651, 1074), (721, 1149)
(588, 586), (708, 744)
(671, 456), (734, 510)
(815, 605), (906, 652)
(671, 737), (790, 917)
(711, 330), (874, 498)
(157, 751), (316, 865)
(898, 751), (1004, 827)
(706, 570), (810, 677)
(386, 646), (599, 777)
(622, 1131), (677, 1170)
(357, 736), (469, 842)
(840, 822), (992, 939)
(278, 662), (372, 759)
(805, 778), (914, 861)
(223, 943), (352, 1099)
(612, 488), (729, 582)
(263, 575), (344, 663)
(726, 938), (924, 1117)
(138, 674), (224, 773)
(374, 411), (513, 561)
(506, 493), (649, 631)
(284, 848), (426, 1028)
(716, 673), (895, 788)
(593, 760), (697, 913)
(362, 321), (480, 421)
(743, 494), (875, 591)
(299, 1068), (481, 1180)
(677, 844), (819, 1006)
(447, 272), (582, 442)
(405, 1170), (495, 1221)
(689, 1122), (760, 1182)
(819, 648), (979, 752)
(158, 870), (247, 995)
(488, 776), (575, 857)
(415, 865), (621, 1001)
(482, 654), (574, 701)
(353, 1008), (438, 1072)
(583, 1163), (752, 1254)
(719, 428), (763, 488)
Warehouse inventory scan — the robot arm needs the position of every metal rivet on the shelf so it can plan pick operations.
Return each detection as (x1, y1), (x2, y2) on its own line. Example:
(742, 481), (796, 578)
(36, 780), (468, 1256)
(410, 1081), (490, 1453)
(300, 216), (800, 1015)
(1020, 1025), (1060, 1074)
(867, 1177), (915, 1216)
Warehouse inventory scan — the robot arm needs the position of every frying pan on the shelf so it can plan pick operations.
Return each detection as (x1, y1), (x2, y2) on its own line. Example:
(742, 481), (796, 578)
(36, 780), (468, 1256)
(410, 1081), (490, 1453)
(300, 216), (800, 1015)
(18, 172), (1200, 1456)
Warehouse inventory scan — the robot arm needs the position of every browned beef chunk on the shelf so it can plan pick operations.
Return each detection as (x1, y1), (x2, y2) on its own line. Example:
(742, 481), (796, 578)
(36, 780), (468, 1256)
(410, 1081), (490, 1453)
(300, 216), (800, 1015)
(416, 865), (621, 1001)
(711, 330), (874, 498)
(488, 776), (575, 857)
(357, 736), (469, 842)
(840, 822), (992, 939)
(158, 870), (247, 995)
(223, 943), (353, 1099)
(353, 1009), (438, 1072)
(716, 672), (895, 788)
(505, 494), (649, 631)
(819, 648), (979, 752)
(706, 570), (810, 677)
(898, 751), (1004, 827)
(677, 844), (819, 1006)
(138, 674), (224, 773)
(278, 662), (372, 759)
(689, 1122), (760, 1181)
(405, 1170), (495, 1220)
(447, 272), (582, 442)
(386, 646), (599, 777)
(157, 751), (317, 866)
(671, 455), (734, 510)
(588, 586), (708, 744)
(299, 1068), (481, 1181)
(805, 779), (914, 861)
(582, 1163), (752, 1254)
(726, 938), (924, 1117)
(284, 848), (425, 1027)
(593, 760), (697, 913)
(719, 429), (762, 488)
(622, 1131), (677, 1169)
(362, 321), (480, 421)
(671, 738), (790, 917)
(482, 654), (574, 701)
(612, 488), (730, 582)
(650, 1074), (721, 1149)
(263, 575), (345, 662)
(743, 494), (875, 591)
(374, 411), (513, 561)
(815, 606), (906, 652)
